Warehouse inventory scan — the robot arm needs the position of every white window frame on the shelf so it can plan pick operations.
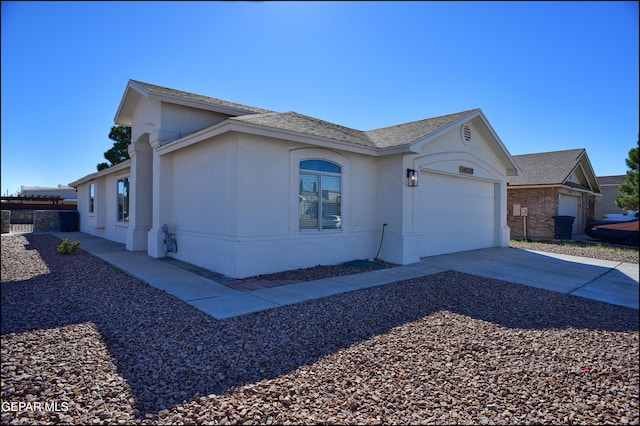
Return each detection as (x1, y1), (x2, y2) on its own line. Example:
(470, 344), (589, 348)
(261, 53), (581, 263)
(88, 182), (95, 214)
(116, 176), (130, 223)
(299, 160), (342, 231)
(289, 148), (349, 235)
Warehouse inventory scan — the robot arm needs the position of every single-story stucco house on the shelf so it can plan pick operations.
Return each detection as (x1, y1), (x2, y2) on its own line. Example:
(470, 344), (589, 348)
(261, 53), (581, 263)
(19, 184), (78, 205)
(506, 149), (601, 240)
(70, 80), (520, 278)
(595, 175), (628, 220)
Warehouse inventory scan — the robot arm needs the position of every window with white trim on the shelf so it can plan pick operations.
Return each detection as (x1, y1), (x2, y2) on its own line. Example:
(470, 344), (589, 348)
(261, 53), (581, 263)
(117, 177), (129, 222)
(89, 183), (95, 213)
(299, 160), (341, 230)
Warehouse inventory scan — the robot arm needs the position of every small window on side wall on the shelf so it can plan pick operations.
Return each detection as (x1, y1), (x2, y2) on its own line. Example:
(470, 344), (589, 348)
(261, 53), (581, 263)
(117, 177), (129, 222)
(89, 183), (95, 213)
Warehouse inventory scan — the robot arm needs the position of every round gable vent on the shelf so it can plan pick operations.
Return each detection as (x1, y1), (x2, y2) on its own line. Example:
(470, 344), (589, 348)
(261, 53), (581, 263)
(461, 124), (472, 144)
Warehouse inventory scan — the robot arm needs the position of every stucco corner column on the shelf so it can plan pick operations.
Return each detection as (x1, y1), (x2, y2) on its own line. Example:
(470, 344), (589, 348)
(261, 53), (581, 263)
(126, 134), (153, 251)
(500, 225), (511, 247)
(147, 227), (164, 258)
(398, 233), (421, 265)
(147, 140), (171, 258)
(497, 180), (510, 248)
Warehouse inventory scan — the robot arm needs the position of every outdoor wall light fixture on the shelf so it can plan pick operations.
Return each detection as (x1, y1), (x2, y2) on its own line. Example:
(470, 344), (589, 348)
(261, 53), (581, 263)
(406, 169), (419, 187)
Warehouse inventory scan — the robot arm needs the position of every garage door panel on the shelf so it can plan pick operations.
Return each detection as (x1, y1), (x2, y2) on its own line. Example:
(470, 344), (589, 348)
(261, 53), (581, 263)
(422, 212), (493, 233)
(558, 195), (579, 235)
(419, 172), (496, 257)
(422, 231), (495, 254)
(419, 193), (494, 215)
(423, 219), (491, 236)
(424, 182), (493, 198)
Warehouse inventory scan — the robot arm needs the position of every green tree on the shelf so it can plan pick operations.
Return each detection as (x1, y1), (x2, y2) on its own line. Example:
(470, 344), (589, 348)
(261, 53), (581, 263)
(97, 125), (131, 171)
(615, 138), (639, 211)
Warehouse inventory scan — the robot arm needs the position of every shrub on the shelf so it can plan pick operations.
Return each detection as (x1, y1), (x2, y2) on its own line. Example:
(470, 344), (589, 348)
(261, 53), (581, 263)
(57, 239), (80, 255)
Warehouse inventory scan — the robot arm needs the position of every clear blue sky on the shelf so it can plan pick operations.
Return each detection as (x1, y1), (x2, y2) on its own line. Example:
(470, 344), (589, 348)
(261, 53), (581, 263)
(2, 1), (638, 195)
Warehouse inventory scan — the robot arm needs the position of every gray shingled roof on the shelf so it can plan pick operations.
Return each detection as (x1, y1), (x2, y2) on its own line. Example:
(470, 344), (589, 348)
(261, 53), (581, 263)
(507, 149), (586, 186)
(130, 80), (275, 115)
(130, 80), (481, 149)
(365, 109), (480, 148)
(231, 112), (377, 148)
(231, 109), (479, 149)
(597, 175), (625, 185)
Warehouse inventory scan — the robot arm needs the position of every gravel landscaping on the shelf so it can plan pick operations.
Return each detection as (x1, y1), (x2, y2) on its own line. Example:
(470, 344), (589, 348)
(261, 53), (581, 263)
(1, 233), (638, 425)
(509, 239), (639, 265)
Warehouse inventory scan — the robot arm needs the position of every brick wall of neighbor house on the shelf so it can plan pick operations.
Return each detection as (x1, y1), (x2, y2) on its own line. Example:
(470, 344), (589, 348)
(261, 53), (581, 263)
(584, 194), (596, 222)
(508, 187), (559, 239)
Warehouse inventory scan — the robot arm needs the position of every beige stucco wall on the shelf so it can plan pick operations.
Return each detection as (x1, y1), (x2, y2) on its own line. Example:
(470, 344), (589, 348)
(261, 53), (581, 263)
(156, 131), (383, 278)
(75, 162), (131, 245)
(596, 179), (627, 219)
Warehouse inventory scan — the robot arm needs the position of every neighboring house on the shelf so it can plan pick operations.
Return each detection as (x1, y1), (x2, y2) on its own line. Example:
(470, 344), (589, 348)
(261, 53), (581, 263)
(70, 80), (520, 278)
(507, 149), (601, 240)
(595, 175), (627, 220)
(19, 184), (77, 205)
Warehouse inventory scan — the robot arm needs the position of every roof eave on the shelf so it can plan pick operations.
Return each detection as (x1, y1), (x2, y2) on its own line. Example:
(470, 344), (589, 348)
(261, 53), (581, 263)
(69, 160), (132, 187)
(377, 144), (415, 155)
(507, 182), (601, 195)
(155, 119), (380, 157)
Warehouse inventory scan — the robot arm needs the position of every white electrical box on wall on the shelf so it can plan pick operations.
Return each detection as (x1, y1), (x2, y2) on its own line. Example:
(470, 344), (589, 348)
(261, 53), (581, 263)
(513, 204), (521, 216)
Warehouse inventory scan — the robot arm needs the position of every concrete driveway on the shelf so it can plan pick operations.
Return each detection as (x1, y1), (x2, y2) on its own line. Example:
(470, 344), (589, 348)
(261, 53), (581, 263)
(418, 247), (639, 310)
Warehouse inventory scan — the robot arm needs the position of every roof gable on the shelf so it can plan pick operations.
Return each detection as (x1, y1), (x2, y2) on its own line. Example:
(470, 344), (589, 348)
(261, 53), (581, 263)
(364, 109), (479, 148)
(115, 80), (274, 125)
(508, 149), (601, 194)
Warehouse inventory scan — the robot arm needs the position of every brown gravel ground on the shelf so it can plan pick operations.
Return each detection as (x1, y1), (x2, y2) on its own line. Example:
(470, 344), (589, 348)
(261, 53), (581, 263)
(1, 233), (638, 425)
(509, 239), (639, 265)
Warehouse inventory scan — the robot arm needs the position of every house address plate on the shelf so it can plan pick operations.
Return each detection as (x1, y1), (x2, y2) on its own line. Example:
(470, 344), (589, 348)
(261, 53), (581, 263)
(459, 166), (474, 175)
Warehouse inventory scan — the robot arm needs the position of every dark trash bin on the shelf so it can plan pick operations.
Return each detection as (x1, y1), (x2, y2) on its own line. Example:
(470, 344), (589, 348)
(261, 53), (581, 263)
(552, 215), (575, 240)
(59, 211), (79, 232)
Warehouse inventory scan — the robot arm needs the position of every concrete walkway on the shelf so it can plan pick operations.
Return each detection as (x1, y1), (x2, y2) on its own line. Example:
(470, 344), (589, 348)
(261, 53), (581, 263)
(49, 232), (638, 319)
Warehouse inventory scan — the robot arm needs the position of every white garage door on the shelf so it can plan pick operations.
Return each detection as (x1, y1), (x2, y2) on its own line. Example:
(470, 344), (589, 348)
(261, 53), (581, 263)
(558, 194), (579, 235)
(418, 172), (497, 257)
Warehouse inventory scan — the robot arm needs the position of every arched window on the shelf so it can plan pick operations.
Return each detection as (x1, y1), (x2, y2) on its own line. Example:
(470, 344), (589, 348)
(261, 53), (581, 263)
(299, 160), (341, 230)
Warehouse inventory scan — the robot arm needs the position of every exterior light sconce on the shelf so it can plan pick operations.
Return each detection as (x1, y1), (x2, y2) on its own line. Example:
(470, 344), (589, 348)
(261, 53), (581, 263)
(406, 169), (419, 187)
